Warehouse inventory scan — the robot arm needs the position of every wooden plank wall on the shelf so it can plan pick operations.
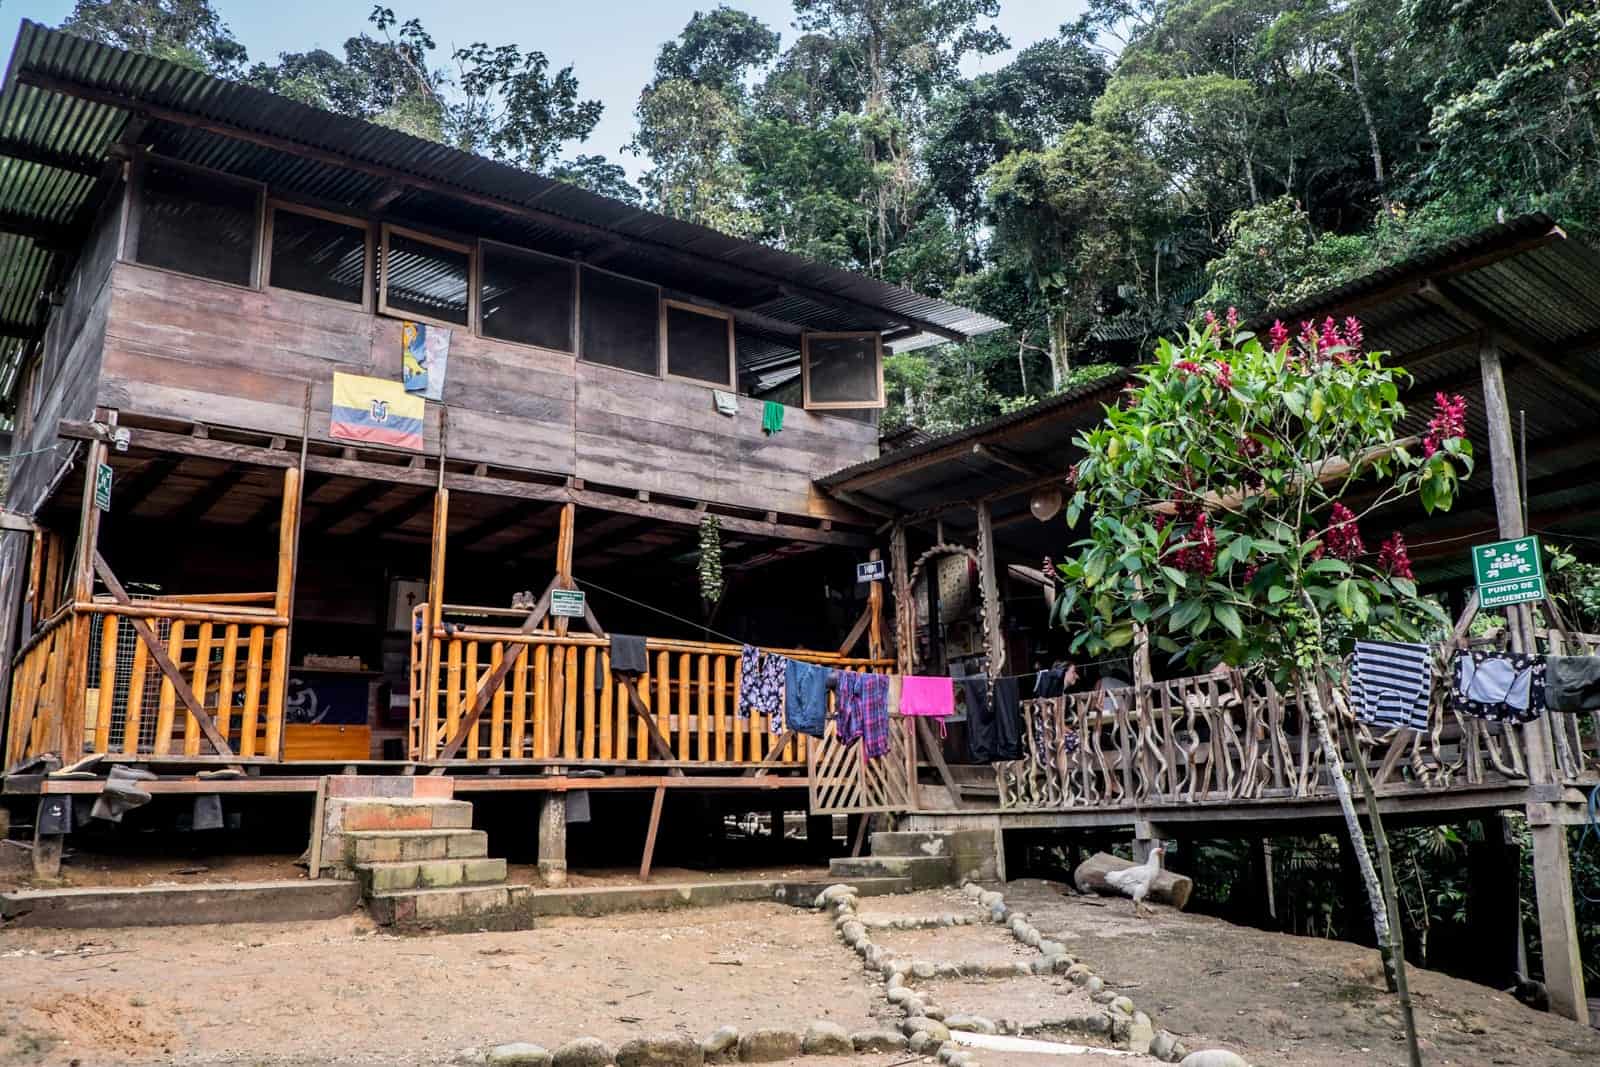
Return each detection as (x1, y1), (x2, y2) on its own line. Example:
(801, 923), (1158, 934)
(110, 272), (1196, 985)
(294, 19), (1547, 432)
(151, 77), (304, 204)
(96, 262), (877, 519)
(5, 186), (124, 514)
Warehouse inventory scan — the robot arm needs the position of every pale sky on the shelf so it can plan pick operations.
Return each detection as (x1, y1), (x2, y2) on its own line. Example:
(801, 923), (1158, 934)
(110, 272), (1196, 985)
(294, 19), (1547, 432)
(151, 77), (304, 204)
(0, 1), (1089, 179)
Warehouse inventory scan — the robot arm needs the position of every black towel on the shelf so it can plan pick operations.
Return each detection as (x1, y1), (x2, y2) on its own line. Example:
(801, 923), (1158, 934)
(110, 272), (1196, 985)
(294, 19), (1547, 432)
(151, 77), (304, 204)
(961, 675), (994, 761)
(1545, 655), (1600, 712)
(609, 633), (648, 675)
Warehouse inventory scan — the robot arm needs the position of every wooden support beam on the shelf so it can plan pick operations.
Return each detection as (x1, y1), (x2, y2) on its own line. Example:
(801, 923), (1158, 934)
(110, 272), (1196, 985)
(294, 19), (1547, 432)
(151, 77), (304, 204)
(889, 524), (913, 676)
(749, 730), (797, 778)
(639, 784), (666, 881)
(976, 500), (1004, 675)
(620, 676), (681, 770)
(457, 500), (550, 549)
(302, 480), (395, 536)
(1423, 281), (1600, 407)
(114, 455), (182, 514)
(92, 553), (234, 756)
(0, 136), (102, 175)
(173, 463), (244, 526)
(337, 486), (436, 539)
(0, 208), (76, 247)
(866, 548), (885, 660)
(836, 602), (873, 658)
(972, 442), (1048, 478)
(554, 502), (576, 637)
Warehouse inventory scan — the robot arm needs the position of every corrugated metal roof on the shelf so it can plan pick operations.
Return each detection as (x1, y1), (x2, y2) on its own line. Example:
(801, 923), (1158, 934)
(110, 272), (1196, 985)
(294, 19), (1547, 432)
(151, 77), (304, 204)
(0, 20), (1005, 402)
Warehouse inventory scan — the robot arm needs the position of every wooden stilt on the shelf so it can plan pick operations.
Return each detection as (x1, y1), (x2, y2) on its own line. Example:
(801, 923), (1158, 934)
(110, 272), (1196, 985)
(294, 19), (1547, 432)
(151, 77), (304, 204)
(553, 502), (576, 637)
(1480, 338), (1588, 1023)
(866, 548), (885, 660)
(639, 784), (666, 881)
(422, 488), (449, 759)
(975, 501), (1004, 675)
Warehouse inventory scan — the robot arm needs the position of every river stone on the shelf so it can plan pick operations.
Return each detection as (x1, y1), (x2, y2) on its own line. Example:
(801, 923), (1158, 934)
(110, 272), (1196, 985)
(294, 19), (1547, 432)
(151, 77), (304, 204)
(616, 1034), (702, 1067)
(1092, 990), (1117, 1005)
(886, 986), (915, 1006)
(1038, 939), (1065, 956)
(1065, 963), (1092, 985)
(1179, 1052), (1249, 1067)
(800, 1022), (852, 1056)
(737, 1029), (801, 1063)
(1129, 1012), (1155, 1054)
(1110, 996), (1136, 1017)
(487, 1044), (552, 1067)
(922, 1005), (946, 1021)
(910, 960), (938, 979)
(900, 1018), (950, 1042)
(851, 1030), (906, 1053)
(977, 890), (1003, 909)
(990, 906), (1009, 923)
(944, 1014), (997, 1035)
(552, 1038), (613, 1067)
(700, 1027), (739, 1065)
(819, 884), (857, 904)
(906, 1032), (937, 1055)
(1152, 1032), (1187, 1063)
(1085, 976), (1105, 994)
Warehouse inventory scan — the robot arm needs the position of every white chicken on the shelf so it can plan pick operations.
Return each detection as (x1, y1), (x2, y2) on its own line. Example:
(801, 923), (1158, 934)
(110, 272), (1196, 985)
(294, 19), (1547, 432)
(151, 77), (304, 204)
(1104, 846), (1165, 916)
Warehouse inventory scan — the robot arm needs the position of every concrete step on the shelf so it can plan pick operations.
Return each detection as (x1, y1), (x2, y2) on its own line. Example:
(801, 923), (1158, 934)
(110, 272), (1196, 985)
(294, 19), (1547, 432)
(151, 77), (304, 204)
(337, 828), (489, 864)
(357, 856), (507, 893)
(368, 883), (536, 931)
(329, 797), (474, 832)
(772, 875), (913, 907)
(869, 829), (1000, 882)
(829, 854), (955, 890)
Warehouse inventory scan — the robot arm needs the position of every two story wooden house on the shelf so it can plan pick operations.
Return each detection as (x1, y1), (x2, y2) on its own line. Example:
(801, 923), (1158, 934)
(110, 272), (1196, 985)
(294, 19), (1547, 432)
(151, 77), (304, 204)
(0, 23), (1004, 885)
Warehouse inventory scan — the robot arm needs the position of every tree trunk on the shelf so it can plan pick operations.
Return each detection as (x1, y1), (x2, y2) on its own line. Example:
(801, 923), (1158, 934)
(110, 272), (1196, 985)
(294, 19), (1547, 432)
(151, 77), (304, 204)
(1046, 309), (1070, 392)
(1073, 851), (1193, 909)
(1347, 45), (1393, 219)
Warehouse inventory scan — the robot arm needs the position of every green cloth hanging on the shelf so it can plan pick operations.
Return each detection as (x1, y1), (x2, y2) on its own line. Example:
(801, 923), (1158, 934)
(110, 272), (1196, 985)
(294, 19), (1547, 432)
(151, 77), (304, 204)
(761, 400), (785, 435)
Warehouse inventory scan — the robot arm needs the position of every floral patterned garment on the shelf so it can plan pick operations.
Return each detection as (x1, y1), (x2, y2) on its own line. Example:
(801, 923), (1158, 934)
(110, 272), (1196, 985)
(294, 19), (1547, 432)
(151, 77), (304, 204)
(739, 644), (787, 732)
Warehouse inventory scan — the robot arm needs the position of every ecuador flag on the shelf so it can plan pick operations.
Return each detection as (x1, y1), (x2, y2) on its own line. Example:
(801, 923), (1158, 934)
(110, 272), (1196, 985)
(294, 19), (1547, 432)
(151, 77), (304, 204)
(330, 372), (425, 451)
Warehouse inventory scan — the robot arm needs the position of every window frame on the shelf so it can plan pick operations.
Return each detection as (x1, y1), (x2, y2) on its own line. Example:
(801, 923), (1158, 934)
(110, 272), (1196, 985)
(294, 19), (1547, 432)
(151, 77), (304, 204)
(475, 237), (579, 356)
(378, 222), (477, 330)
(800, 330), (886, 410)
(264, 200), (374, 312)
(576, 262), (665, 380)
(122, 153), (267, 292)
(661, 298), (736, 389)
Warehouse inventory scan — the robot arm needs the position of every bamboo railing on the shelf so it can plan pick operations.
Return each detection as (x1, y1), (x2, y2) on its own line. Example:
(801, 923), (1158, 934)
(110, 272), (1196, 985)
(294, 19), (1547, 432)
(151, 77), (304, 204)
(6, 594), (288, 764)
(410, 604), (896, 766)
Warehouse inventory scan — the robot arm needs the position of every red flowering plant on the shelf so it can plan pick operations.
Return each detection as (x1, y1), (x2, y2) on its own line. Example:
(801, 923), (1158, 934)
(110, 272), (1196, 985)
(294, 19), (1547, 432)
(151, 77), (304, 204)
(1050, 311), (1473, 677)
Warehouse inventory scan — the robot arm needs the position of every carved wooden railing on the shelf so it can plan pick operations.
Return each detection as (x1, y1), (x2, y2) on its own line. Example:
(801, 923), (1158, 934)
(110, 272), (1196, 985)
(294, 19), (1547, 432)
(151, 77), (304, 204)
(997, 656), (1597, 812)
(6, 593), (287, 764)
(410, 604), (896, 766)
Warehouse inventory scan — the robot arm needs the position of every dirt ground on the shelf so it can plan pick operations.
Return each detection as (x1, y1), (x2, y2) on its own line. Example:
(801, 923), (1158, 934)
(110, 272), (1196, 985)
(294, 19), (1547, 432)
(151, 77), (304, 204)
(1001, 878), (1600, 1067)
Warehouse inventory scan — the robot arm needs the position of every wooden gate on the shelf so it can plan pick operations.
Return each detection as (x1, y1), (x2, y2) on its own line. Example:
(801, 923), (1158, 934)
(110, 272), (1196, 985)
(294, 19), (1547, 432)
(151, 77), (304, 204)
(807, 715), (915, 813)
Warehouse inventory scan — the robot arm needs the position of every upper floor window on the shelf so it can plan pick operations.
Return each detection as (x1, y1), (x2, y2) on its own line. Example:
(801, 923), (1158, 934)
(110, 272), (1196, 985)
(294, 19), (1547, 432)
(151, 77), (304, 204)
(133, 161), (261, 288)
(664, 301), (734, 388)
(379, 224), (472, 327)
(802, 331), (885, 409)
(579, 266), (660, 376)
(480, 242), (575, 352)
(268, 205), (369, 307)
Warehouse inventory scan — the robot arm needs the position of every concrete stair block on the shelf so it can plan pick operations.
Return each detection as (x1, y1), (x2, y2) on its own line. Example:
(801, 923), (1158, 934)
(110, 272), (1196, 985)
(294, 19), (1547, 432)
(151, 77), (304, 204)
(368, 884), (536, 931)
(869, 829), (999, 882)
(357, 857), (507, 893)
(329, 798), (475, 832)
(338, 828), (489, 865)
(829, 854), (955, 889)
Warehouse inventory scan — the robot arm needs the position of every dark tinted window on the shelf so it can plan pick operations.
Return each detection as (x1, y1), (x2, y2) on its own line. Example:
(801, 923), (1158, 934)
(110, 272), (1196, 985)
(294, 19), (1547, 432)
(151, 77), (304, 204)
(579, 267), (659, 375)
(270, 209), (367, 304)
(481, 244), (574, 351)
(805, 333), (883, 407)
(383, 229), (470, 326)
(135, 164), (259, 287)
(665, 304), (732, 386)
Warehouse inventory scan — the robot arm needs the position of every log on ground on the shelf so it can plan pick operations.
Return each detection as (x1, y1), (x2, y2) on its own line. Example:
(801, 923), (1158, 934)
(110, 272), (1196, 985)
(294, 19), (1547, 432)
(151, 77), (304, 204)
(1072, 851), (1193, 910)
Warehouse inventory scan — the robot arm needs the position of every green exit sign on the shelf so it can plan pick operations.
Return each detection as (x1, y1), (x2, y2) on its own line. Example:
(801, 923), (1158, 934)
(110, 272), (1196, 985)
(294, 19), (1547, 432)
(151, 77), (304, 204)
(1471, 535), (1545, 609)
(93, 462), (113, 512)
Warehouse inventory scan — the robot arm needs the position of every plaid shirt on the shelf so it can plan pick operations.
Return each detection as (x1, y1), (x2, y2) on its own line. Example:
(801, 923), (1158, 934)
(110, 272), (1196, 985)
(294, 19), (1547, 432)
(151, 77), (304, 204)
(838, 671), (891, 759)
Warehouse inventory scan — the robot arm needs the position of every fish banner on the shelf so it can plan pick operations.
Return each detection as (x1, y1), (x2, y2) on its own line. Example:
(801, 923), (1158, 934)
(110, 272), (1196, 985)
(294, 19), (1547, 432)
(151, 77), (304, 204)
(401, 320), (450, 401)
(331, 372), (425, 451)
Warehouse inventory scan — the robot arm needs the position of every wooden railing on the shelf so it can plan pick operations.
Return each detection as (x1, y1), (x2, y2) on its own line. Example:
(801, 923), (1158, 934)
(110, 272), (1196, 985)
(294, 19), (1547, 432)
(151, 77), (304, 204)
(5, 594), (287, 764)
(410, 604), (896, 766)
(998, 658), (1599, 812)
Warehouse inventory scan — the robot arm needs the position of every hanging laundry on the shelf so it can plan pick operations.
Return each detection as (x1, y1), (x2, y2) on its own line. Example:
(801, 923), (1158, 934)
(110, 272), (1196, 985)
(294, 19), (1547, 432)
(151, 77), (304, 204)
(991, 676), (1024, 761)
(331, 372), (424, 451)
(712, 389), (739, 417)
(1545, 655), (1600, 712)
(899, 675), (955, 722)
(609, 633), (649, 675)
(761, 400), (785, 436)
(1349, 640), (1433, 732)
(400, 320), (451, 401)
(784, 659), (834, 738)
(1447, 649), (1547, 723)
(961, 674), (996, 761)
(837, 671), (891, 759)
(738, 644), (787, 729)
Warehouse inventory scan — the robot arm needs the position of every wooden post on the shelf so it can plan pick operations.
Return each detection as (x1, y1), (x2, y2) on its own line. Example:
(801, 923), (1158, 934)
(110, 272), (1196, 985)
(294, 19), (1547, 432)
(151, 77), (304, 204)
(538, 792), (567, 886)
(976, 501), (1003, 676)
(554, 501), (576, 637)
(1480, 338), (1588, 1024)
(61, 429), (107, 759)
(889, 524), (913, 676)
(422, 488), (449, 760)
(267, 465), (300, 761)
(866, 547), (884, 660)
(639, 784), (666, 881)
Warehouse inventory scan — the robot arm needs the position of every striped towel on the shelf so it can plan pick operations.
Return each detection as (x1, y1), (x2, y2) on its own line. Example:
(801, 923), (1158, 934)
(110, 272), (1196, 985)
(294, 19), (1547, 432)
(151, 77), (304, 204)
(1349, 640), (1433, 732)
